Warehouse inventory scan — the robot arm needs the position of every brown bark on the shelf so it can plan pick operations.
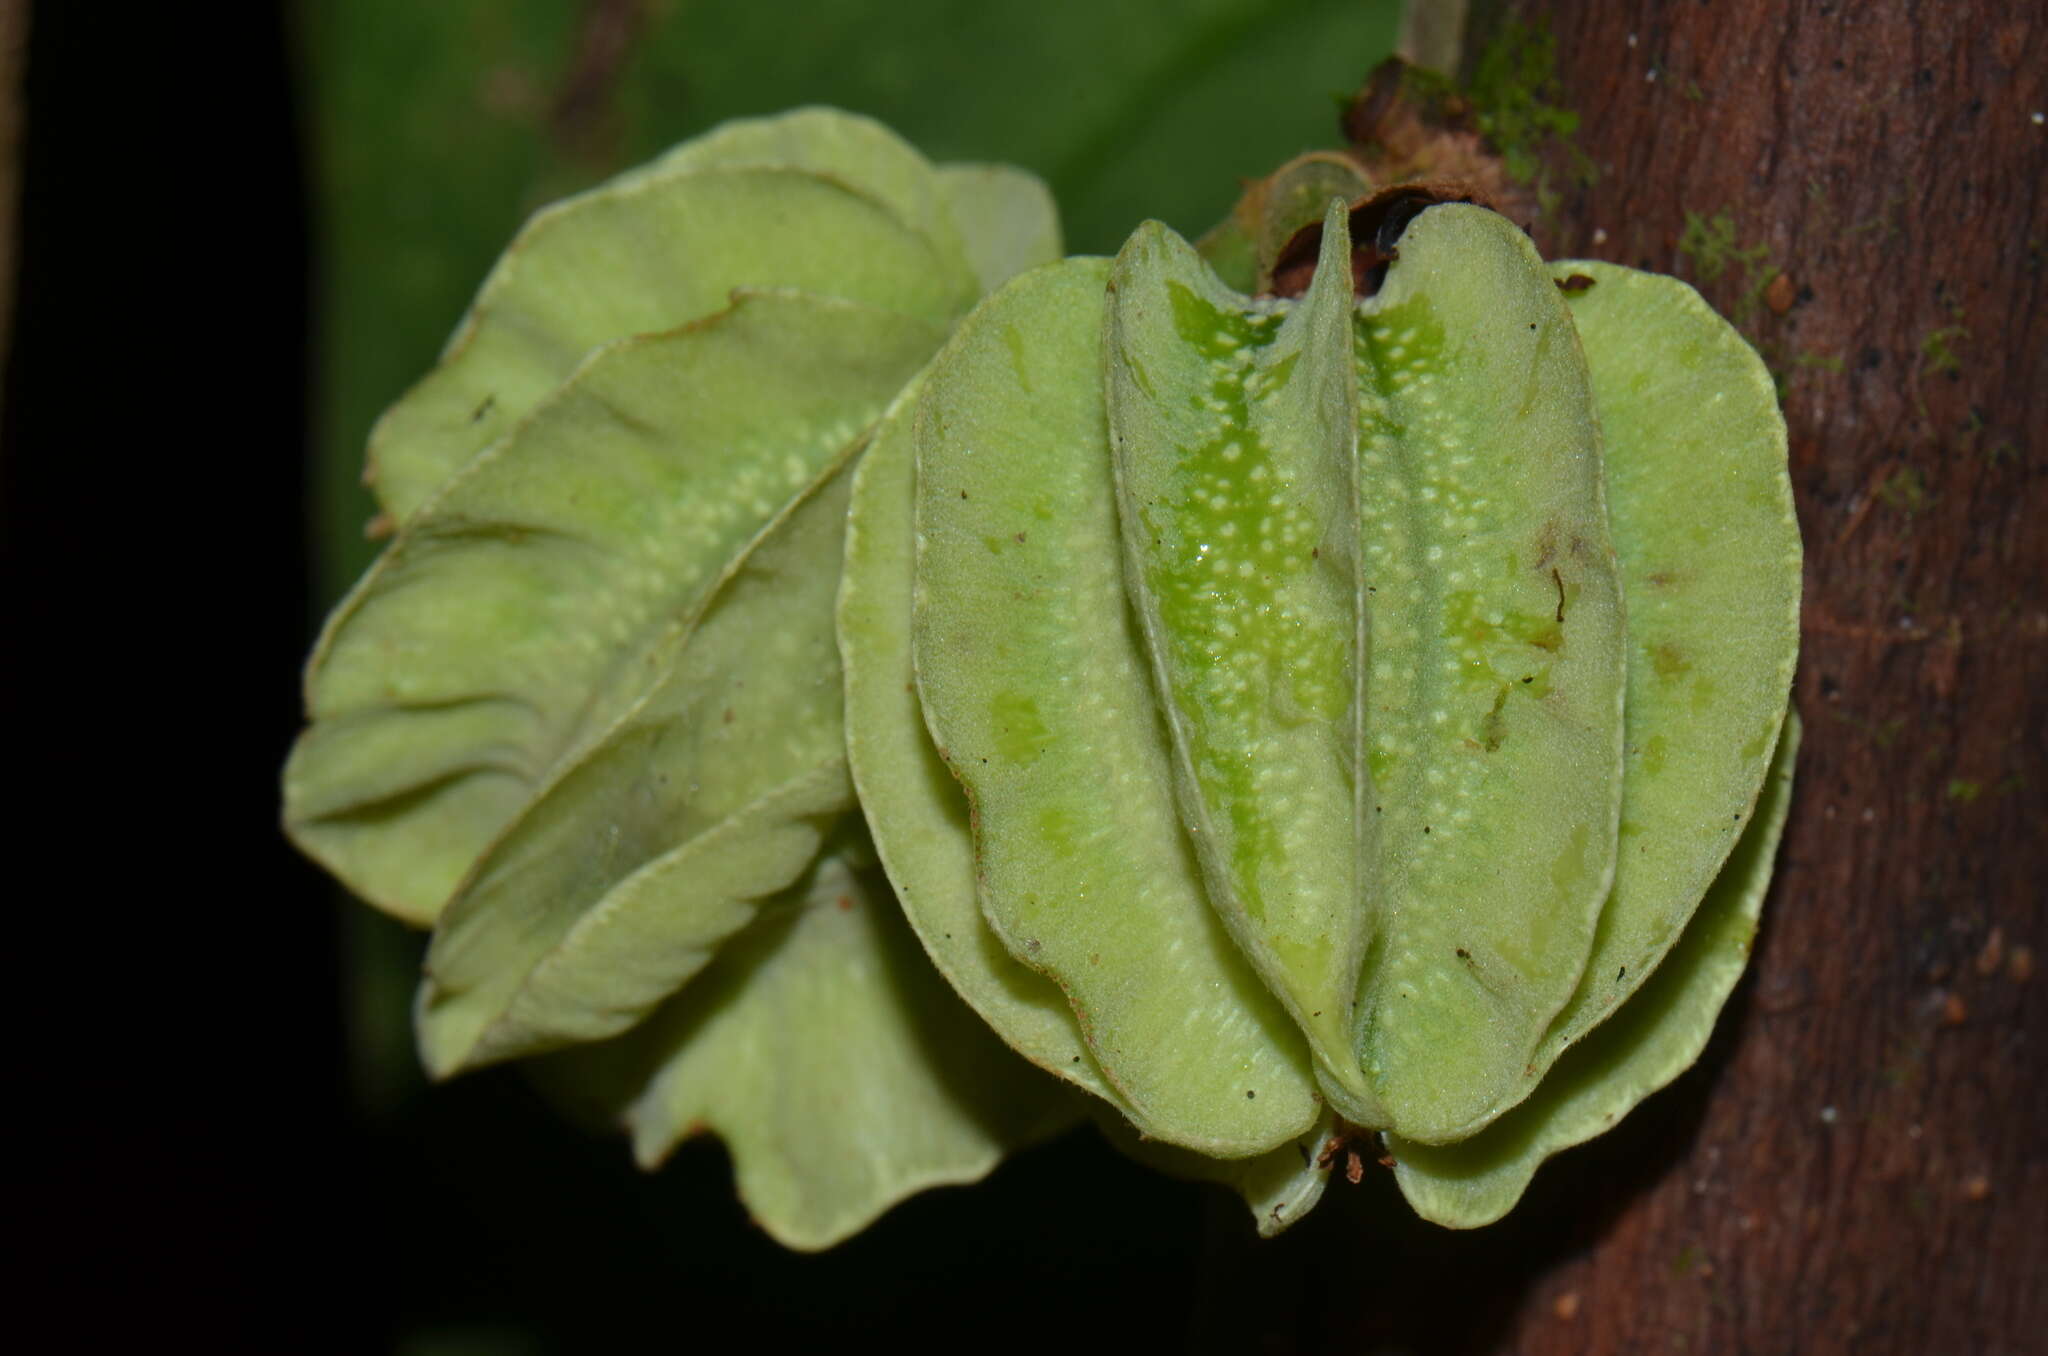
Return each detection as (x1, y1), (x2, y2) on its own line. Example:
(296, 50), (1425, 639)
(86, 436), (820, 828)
(1194, 4), (2046, 1352)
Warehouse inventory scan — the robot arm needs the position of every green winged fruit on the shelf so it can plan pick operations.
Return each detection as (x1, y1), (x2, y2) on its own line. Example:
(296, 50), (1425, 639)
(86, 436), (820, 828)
(287, 105), (1800, 1247)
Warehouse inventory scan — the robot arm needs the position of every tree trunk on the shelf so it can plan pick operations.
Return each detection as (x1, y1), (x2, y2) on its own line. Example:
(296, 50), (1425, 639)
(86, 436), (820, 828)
(1196, 3), (2046, 1351)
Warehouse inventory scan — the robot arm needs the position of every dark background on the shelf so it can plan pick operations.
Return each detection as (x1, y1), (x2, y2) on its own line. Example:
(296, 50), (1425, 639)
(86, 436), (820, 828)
(7, 3), (346, 1347)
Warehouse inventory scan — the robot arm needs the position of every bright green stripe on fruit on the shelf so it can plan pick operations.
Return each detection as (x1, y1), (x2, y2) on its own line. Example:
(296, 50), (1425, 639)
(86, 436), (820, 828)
(1350, 204), (1626, 1144)
(1106, 204), (1372, 1115)
(1389, 712), (1800, 1226)
(914, 257), (1317, 1156)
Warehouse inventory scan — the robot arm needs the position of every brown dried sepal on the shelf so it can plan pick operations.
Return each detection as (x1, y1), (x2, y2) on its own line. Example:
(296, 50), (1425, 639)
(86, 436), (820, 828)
(1268, 182), (1489, 299)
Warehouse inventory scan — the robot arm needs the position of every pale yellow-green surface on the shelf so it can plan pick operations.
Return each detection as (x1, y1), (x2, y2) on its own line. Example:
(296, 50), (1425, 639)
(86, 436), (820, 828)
(416, 458), (861, 1077)
(595, 841), (1078, 1251)
(913, 257), (1319, 1155)
(369, 167), (974, 522)
(1390, 713), (1800, 1226)
(637, 106), (961, 247)
(286, 294), (942, 925)
(360, 108), (982, 522)
(1348, 205), (1626, 1144)
(1525, 261), (1803, 1071)
(841, 380), (1128, 1110)
(932, 163), (1064, 297)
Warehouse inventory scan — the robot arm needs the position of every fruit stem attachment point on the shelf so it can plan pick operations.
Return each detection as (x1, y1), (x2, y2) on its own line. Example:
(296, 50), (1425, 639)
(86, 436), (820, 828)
(1268, 182), (1491, 299)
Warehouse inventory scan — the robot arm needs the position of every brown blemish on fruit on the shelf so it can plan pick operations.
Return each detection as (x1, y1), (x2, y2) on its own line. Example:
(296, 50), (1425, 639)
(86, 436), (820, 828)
(1481, 684), (1512, 751)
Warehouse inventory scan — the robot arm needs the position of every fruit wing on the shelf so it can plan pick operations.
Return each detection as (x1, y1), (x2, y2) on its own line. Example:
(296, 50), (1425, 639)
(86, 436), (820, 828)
(913, 257), (1319, 1155)
(1350, 204), (1626, 1143)
(840, 374), (1129, 1109)
(548, 839), (1080, 1251)
(934, 162), (1064, 295)
(286, 294), (942, 924)
(1388, 712), (1800, 1226)
(415, 457), (862, 1076)
(1106, 204), (1373, 1113)
(1525, 260), (1803, 1068)
(367, 150), (977, 520)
